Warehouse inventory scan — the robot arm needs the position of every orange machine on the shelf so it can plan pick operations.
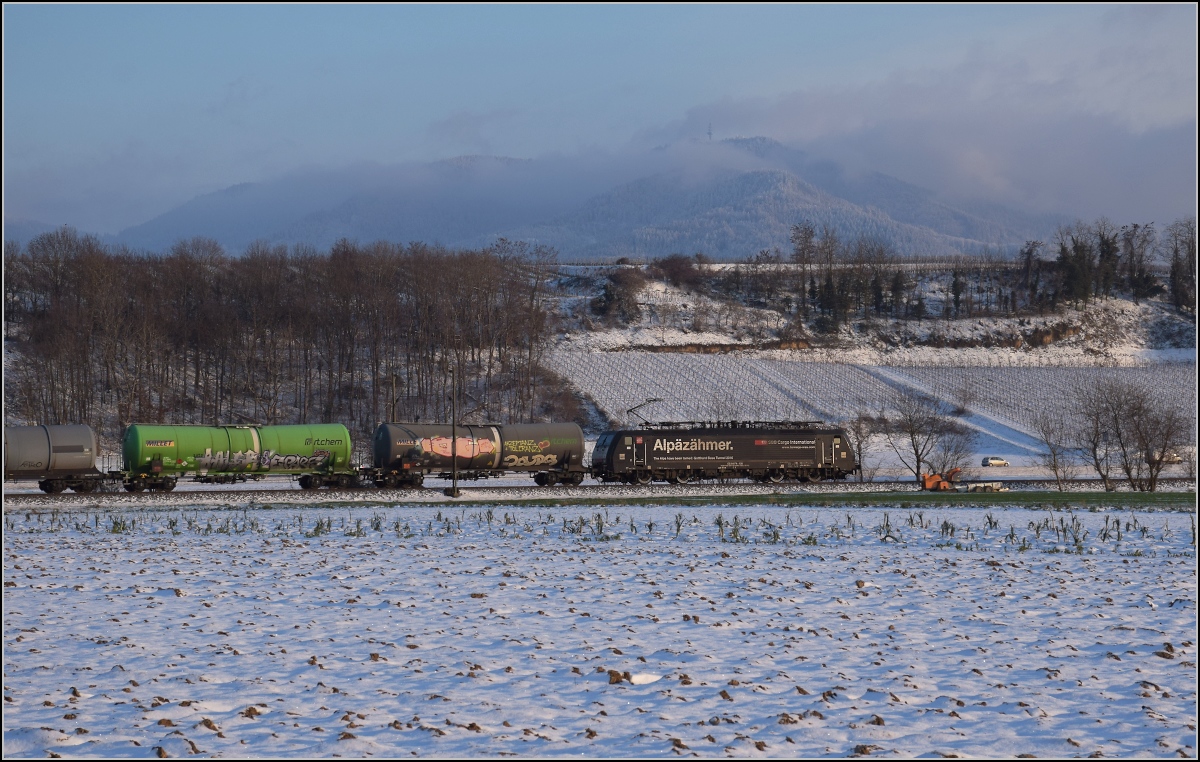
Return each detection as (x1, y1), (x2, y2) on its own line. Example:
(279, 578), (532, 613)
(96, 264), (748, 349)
(921, 467), (962, 491)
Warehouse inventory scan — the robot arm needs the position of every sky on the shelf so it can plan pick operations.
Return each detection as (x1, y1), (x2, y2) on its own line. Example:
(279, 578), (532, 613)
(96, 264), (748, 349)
(3, 3), (1196, 236)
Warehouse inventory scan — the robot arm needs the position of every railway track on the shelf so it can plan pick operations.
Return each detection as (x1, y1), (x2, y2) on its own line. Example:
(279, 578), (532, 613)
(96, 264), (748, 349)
(4, 478), (1194, 508)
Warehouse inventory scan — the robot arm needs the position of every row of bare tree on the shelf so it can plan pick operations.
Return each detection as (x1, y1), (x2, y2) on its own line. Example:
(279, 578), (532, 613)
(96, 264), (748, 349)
(4, 230), (566, 450)
(840, 378), (1191, 492)
(603, 216), (1195, 333)
(1032, 378), (1192, 492)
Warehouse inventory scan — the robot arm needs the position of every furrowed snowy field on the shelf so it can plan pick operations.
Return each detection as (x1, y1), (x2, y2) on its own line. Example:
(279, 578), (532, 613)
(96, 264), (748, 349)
(4, 502), (1196, 759)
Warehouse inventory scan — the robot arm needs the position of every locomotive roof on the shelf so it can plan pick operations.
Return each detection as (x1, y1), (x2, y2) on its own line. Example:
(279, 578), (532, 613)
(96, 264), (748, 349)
(630, 420), (836, 431)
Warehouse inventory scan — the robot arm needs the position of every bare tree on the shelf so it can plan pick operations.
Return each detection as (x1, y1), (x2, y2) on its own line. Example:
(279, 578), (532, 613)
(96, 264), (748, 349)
(1072, 378), (1120, 492)
(1127, 390), (1190, 492)
(883, 388), (946, 483)
(1073, 377), (1191, 492)
(1032, 411), (1078, 491)
(926, 421), (978, 477)
(842, 413), (883, 482)
(1164, 217), (1197, 315)
(951, 379), (978, 416)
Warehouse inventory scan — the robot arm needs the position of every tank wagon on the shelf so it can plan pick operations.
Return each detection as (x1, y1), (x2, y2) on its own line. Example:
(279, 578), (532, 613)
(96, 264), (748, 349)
(122, 423), (355, 491)
(371, 422), (586, 488)
(4, 424), (104, 493)
(591, 421), (858, 485)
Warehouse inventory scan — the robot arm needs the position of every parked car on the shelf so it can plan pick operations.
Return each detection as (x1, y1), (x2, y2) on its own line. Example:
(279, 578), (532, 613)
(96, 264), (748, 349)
(1147, 450), (1183, 465)
(981, 456), (1010, 467)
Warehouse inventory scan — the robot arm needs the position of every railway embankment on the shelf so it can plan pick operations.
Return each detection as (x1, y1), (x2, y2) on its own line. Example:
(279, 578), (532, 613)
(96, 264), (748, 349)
(4, 479), (1195, 511)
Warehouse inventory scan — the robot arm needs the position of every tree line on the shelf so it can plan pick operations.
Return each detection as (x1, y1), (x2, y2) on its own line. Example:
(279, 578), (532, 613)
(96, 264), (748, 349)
(4, 230), (574, 451)
(590, 216), (1196, 333)
(839, 376), (1191, 493)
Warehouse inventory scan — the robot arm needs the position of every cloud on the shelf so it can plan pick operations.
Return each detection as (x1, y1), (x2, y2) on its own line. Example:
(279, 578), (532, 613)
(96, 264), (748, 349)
(427, 108), (520, 156)
(632, 7), (1196, 222)
(4, 142), (205, 235)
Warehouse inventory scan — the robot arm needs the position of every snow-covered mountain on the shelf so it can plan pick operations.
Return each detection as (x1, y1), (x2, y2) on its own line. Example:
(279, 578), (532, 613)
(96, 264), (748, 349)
(101, 138), (1066, 259)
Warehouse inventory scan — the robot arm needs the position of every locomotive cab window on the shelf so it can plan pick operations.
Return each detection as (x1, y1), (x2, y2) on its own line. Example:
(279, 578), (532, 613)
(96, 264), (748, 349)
(624, 437), (633, 446)
(593, 434), (613, 459)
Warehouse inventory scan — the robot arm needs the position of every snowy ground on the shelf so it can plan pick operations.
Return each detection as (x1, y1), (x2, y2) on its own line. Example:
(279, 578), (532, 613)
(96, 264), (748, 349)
(4, 501), (1196, 758)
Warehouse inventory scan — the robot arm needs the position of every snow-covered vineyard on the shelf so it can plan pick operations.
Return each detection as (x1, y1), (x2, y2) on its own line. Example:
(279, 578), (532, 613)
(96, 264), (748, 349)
(4, 503), (1195, 758)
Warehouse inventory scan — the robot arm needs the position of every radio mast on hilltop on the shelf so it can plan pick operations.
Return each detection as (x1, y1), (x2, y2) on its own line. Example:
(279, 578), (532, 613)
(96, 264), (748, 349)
(707, 123), (712, 142)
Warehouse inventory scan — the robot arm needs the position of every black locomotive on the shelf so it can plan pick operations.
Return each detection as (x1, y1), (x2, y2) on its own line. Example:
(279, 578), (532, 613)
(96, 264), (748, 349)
(590, 421), (858, 485)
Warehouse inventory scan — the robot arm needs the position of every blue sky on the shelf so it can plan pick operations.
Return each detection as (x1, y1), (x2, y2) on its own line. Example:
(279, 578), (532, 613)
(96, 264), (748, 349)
(3, 4), (1196, 234)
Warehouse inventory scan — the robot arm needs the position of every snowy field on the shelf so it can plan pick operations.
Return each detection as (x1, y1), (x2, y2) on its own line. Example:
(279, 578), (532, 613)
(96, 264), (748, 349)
(4, 501), (1196, 758)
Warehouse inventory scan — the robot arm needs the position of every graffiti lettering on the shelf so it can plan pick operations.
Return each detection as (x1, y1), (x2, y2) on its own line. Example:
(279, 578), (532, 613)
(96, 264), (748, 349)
(196, 449), (331, 471)
(505, 439), (551, 453)
(502, 454), (559, 468)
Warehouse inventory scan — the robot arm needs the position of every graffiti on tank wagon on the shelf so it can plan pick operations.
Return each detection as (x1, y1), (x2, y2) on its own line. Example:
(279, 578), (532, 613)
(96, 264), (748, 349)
(257, 449), (332, 470)
(194, 449), (332, 471)
(419, 436), (496, 459)
(501, 438), (558, 467)
(502, 453), (559, 468)
(504, 439), (551, 453)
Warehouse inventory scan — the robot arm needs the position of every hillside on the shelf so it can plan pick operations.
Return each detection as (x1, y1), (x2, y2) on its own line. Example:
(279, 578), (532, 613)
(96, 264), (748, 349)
(500, 167), (998, 260)
(548, 265), (1197, 471)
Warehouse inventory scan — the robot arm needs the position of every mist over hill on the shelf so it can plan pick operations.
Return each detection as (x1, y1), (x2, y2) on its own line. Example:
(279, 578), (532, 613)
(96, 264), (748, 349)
(42, 138), (1068, 259)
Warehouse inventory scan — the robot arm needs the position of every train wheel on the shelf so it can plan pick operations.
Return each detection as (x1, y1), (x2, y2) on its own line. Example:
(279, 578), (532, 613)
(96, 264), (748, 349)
(634, 471), (653, 486)
(381, 474), (399, 489)
(71, 481), (96, 493)
(39, 480), (65, 494)
(336, 474), (353, 489)
(125, 479), (146, 493)
(160, 478), (177, 492)
(806, 473), (823, 483)
(298, 475), (315, 490)
(534, 472), (549, 487)
(564, 472), (585, 487)
(670, 471), (691, 485)
(766, 470), (784, 484)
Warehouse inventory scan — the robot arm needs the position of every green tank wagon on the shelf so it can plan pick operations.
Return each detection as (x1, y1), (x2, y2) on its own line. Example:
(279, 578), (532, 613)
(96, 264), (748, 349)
(121, 423), (354, 492)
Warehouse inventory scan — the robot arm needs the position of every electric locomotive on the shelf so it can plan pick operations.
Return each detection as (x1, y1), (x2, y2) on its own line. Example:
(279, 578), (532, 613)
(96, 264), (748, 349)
(591, 421), (858, 485)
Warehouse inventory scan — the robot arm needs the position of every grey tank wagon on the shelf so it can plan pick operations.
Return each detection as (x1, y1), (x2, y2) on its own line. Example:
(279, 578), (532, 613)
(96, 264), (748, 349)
(591, 421), (859, 485)
(4, 424), (106, 494)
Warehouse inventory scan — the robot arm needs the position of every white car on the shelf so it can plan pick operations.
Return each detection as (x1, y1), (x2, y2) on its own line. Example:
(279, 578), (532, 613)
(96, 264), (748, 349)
(981, 456), (1010, 467)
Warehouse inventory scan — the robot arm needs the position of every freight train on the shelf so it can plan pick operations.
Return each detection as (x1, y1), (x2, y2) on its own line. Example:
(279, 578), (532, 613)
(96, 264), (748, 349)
(4, 420), (854, 493)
